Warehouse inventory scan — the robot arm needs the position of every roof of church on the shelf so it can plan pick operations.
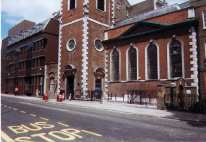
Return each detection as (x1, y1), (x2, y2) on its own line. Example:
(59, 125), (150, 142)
(103, 19), (197, 45)
(114, 1), (191, 28)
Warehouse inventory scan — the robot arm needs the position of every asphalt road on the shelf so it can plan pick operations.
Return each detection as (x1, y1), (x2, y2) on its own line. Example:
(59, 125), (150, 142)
(1, 96), (206, 142)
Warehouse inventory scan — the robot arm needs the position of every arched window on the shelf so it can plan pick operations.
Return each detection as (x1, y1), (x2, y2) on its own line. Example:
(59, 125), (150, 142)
(128, 46), (137, 80)
(111, 48), (119, 81)
(169, 39), (182, 78)
(147, 42), (158, 79)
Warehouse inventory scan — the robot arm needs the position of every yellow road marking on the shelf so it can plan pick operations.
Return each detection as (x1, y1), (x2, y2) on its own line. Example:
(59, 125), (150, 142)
(20, 111), (26, 114)
(40, 117), (49, 121)
(57, 122), (69, 127)
(81, 130), (102, 137)
(1, 130), (15, 142)
(30, 114), (37, 117)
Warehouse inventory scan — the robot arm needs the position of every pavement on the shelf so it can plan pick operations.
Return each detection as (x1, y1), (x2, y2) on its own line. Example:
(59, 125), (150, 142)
(1, 94), (206, 142)
(2, 94), (206, 123)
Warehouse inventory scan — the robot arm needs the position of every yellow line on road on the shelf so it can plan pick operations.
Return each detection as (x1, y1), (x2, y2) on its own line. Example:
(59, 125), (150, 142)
(40, 117), (49, 121)
(30, 113), (37, 117)
(20, 110), (26, 113)
(81, 130), (102, 137)
(57, 122), (69, 127)
(1, 130), (15, 142)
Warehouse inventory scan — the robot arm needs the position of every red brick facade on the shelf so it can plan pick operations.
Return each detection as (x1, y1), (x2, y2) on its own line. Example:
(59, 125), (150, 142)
(103, 2), (206, 100)
(58, 0), (114, 97)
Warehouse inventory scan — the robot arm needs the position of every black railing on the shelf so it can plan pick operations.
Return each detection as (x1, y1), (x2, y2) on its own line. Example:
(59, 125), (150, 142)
(108, 90), (157, 106)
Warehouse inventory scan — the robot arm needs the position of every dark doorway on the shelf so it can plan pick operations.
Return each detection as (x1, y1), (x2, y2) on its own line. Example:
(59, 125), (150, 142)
(95, 79), (102, 91)
(66, 75), (74, 100)
(94, 79), (102, 100)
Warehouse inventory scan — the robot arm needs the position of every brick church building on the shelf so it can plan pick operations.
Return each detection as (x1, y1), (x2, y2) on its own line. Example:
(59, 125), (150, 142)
(57, 0), (167, 98)
(58, 0), (206, 101)
(103, 0), (206, 100)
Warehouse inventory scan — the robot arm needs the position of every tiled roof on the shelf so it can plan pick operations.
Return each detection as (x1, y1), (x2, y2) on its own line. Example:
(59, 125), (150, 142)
(114, 2), (190, 28)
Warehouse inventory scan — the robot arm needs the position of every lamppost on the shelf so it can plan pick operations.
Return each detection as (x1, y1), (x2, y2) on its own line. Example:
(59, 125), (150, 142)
(15, 48), (20, 93)
(39, 67), (44, 96)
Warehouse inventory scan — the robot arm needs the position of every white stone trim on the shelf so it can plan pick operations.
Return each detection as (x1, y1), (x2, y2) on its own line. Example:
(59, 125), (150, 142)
(167, 38), (185, 79)
(57, 24), (63, 94)
(81, 0), (90, 96)
(189, 27), (199, 95)
(61, 18), (83, 28)
(188, 8), (195, 19)
(126, 45), (139, 81)
(202, 10), (206, 29)
(112, 0), (115, 26)
(60, 0), (63, 15)
(104, 50), (109, 96)
(88, 18), (111, 28)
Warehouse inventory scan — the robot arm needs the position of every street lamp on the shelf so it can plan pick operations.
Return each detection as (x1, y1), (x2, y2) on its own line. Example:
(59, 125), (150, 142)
(39, 67), (44, 96)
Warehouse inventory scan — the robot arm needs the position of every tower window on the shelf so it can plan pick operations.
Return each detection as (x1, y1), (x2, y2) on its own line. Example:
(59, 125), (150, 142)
(68, 0), (76, 10)
(94, 39), (104, 51)
(96, 0), (105, 11)
(66, 39), (76, 51)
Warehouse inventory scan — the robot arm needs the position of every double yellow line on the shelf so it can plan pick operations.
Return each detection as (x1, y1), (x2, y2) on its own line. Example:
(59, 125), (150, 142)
(1, 130), (15, 142)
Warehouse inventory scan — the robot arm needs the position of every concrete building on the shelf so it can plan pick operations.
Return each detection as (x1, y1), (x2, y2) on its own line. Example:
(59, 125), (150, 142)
(2, 17), (59, 97)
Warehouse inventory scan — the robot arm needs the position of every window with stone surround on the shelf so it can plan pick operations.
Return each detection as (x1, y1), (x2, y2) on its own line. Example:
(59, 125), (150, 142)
(94, 39), (104, 51)
(68, 0), (76, 10)
(147, 42), (158, 80)
(169, 39), (182, 78)
(128, 46), (137, 80)
(111, 48), (119, 81)
(96, 0), (105, 11)
(66, 39), (76, 51)
(203, 10), (206, 29)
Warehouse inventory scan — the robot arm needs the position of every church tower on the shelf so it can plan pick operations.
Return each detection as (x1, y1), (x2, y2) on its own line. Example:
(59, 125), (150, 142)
(58, 0), (114, 97)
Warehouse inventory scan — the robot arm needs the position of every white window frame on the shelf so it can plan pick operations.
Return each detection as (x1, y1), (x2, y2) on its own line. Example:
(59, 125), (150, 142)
(145, 41), (160, 80)
(96, 0), (106, 12)
(110, 47), (121, 81)
(68, 0), (76, 10)
(66, 38), (76, 52)
(167, 38), (185, 79)
(202, 10), (206, 29)
(126, 45), (139, 81)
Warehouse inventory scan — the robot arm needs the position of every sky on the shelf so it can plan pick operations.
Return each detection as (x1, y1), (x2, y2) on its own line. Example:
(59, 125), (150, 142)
(1, 0), (187, 39)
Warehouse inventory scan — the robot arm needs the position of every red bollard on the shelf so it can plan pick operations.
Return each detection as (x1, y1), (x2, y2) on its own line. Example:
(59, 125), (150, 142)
(43, 92), (48, 102)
